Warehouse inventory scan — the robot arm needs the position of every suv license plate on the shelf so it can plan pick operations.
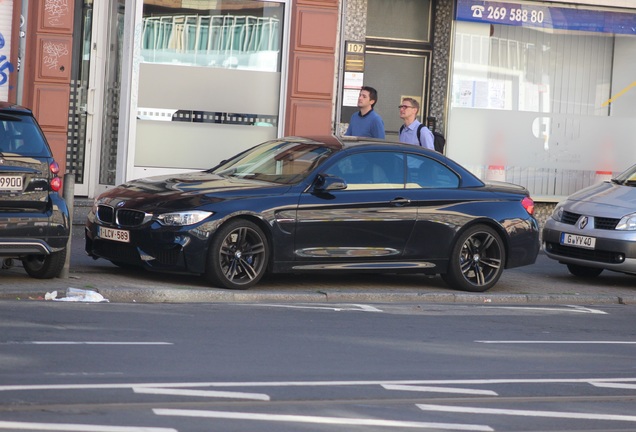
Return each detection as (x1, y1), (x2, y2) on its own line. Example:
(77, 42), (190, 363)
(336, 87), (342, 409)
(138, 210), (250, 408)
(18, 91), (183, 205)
(0, 176), (23, 191)
(560, 232), (596, 250)
(98, 227), (130, 243)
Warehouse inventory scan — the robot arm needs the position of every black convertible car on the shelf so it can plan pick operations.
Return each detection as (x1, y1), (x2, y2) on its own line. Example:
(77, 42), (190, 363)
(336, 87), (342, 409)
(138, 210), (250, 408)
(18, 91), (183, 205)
(85, 136), (539, 292)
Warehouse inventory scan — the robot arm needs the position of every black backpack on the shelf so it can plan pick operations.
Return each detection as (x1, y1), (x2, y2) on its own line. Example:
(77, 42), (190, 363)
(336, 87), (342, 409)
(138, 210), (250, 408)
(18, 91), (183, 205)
(400, 124), (445, 154)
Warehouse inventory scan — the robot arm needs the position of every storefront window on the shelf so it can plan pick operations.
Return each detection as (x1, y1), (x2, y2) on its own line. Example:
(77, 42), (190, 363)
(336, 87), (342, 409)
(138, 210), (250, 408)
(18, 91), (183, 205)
(133, 1), (285, 179)
(141, 1), (283, 72)
(449, 0), (636, 199)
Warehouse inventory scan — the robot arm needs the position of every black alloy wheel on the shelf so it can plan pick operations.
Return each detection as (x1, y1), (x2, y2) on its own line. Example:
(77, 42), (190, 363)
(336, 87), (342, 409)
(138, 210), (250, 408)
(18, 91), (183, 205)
(205, 219), (268, 290)
(442, 225), (505, 292)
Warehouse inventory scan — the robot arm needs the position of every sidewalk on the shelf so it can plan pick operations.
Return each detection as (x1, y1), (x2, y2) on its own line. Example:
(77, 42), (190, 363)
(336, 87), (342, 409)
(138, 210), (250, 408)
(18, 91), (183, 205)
(0, 201), (633, 305)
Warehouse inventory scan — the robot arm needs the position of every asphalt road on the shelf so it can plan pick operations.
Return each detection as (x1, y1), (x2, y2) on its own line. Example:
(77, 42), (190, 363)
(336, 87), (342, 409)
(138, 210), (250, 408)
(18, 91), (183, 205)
(0, 226), (635, 304)
(1, 301), (635, 431)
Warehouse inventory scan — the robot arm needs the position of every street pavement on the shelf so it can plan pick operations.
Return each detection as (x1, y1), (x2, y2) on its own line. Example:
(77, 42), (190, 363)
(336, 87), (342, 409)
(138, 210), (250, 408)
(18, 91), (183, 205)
(1, 225), (635, 305)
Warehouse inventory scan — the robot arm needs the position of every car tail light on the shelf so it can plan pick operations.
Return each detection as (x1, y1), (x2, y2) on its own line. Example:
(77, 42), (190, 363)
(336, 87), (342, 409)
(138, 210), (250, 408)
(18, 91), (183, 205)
(49, 161), (62, 192)
(522, 196), (535, 215)
(50, 176), (62, 192)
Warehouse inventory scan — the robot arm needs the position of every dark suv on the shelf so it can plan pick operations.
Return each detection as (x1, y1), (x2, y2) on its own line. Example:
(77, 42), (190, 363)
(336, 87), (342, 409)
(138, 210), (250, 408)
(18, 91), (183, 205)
(0, 102), (70, 278)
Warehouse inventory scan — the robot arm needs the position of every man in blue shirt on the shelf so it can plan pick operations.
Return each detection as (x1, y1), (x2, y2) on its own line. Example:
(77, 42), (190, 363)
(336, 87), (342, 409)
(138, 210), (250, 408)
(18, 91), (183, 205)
(398, 97), (435, 150)
(344, 86), (385, 139)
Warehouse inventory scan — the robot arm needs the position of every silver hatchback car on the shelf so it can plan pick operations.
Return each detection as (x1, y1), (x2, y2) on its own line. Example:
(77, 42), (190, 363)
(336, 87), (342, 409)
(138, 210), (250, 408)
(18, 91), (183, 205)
(543, 163), (636, 278)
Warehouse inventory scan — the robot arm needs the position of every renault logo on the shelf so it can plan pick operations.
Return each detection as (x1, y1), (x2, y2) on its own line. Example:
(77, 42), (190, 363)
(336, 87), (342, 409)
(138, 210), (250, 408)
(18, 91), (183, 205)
(578, 216), (589, 229)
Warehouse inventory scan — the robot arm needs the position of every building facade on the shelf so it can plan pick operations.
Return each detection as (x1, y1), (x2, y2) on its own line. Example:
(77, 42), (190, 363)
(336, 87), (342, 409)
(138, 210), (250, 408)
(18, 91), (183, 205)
(3, 0), (636, 202)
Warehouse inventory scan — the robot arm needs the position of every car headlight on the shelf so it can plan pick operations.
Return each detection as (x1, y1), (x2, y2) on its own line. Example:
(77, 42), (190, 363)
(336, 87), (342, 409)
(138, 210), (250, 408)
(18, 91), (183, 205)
(550, 204), (564, 222)
(156, 210), (213, 226)
(616, 213), (636, 231)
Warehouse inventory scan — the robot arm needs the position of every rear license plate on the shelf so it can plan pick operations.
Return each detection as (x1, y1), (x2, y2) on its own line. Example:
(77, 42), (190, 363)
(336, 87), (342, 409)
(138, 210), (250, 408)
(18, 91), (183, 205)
(0, 176), (23, 191)
(98, 226), (130, 243)
(560, 232), (596, 250)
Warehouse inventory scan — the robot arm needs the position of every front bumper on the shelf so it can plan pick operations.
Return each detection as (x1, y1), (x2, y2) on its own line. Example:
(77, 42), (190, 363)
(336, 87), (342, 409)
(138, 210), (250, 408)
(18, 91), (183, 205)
(542, 219), (636, 273)
(85, 219), (214, 275)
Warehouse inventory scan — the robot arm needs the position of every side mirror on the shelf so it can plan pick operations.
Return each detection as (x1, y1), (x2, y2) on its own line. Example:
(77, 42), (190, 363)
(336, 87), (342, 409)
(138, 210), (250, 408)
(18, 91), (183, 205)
(314, 174), (347, 192)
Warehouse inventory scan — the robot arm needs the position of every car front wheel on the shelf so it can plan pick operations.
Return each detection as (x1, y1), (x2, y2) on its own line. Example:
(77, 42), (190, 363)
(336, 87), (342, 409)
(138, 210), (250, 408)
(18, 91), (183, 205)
(22, 249), (67, 279)
(566, 263), (603, 278)
(205, 219), (268, 290)
(442, 225), (505, 292)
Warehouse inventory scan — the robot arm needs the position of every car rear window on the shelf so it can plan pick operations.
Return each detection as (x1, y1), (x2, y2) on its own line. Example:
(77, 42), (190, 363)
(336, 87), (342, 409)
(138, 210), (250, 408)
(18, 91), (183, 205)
(0, 116), (50, 157)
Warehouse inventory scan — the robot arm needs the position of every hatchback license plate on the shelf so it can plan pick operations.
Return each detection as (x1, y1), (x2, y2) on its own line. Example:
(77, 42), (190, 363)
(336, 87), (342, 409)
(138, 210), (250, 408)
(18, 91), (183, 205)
(98, 226), (130, 243)
(0, 176), (23, 191)
(560, 232), (596, 250)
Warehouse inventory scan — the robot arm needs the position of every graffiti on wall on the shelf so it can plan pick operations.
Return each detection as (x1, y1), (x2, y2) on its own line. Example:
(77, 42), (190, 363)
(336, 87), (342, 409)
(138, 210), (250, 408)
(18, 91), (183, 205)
(43, 40), (68, 70)
(45, 0), (70, 27)
(0, 33), (15, 87)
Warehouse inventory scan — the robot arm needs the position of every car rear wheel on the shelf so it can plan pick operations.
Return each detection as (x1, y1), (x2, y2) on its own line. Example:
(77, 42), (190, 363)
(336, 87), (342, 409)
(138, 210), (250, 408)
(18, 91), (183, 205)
(22, 249), (67, 279)
(442, 225), (505, 292)
(205, 219), (268, 290)
(566, 263), (603, 278)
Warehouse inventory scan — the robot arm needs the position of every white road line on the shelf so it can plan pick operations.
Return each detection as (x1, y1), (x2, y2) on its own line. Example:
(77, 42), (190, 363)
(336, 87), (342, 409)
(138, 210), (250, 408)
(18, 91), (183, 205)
(153, 408), (493, 431)
(417, 404), (636, 422)
(483, 306), (607, 314)
(133, 387), (270, 400)
(591, 382), (636, 390)
(2, 377), (636, 392)
(0, 421), (176, 431)
(475, 341), (636, 344)
(20, 342), (172, 345)
(382, 385), (497, 396)
(239, 303), (383, 312)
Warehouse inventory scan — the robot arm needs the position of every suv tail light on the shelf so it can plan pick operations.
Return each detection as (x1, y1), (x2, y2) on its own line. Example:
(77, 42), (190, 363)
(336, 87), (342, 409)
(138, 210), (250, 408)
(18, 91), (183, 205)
(49, 161), (62, 192)
(49, 161), (60, 174)
(522, 196), (535, 215)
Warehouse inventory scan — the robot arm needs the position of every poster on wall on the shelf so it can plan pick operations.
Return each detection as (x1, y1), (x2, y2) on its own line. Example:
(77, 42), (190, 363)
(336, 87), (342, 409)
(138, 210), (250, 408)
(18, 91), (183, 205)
(340, 41), (366, 122)
(0, 0), (14, 102)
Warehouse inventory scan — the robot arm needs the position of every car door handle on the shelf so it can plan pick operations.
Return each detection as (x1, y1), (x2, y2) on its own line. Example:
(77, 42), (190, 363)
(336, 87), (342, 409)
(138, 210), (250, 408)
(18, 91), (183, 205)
(390, 197), (411, 206)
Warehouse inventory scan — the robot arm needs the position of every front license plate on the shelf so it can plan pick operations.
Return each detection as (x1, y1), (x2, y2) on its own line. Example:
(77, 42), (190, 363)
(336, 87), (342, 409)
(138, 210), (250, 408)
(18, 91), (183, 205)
(0, 175), (23, 191)
(98, 226), (130, 243)
(560, 232), (596, 250)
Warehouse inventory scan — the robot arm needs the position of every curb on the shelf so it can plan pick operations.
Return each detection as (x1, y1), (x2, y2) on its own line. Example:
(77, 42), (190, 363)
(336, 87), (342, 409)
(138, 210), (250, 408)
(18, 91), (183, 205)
(28, 287), (634, 305)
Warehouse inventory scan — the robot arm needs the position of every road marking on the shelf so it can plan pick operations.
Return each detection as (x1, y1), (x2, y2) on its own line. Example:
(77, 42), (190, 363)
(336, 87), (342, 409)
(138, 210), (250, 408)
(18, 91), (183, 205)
(417, 403), (636, 422)
(15, 342), (172, 345)
(382, 385), (497, 396)
(238, 303), (383, 312)
(2, 377), (636, 391)
(591, 382), (636, 390)
(483, 305), (607, 314)
(0, 421), (176, 431)
(133, 387), (270, 400)
(153, 408), (493, 431)
(475, 341), (636, 344)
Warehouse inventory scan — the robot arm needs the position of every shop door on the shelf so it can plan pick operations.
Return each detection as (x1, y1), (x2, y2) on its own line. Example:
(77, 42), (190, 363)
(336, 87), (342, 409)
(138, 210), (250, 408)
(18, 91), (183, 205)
(344, 0), (434, 140)
(67, 0), (124, 197)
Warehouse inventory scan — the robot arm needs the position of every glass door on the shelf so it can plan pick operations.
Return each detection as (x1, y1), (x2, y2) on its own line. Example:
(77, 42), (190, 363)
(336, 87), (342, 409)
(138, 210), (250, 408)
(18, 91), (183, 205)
(67, 0), (124, 197)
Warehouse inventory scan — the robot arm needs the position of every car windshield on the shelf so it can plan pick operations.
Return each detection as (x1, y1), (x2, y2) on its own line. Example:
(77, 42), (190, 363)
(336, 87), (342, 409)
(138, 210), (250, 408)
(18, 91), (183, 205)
(611, 164), (636, 186)
(212, 139), (335, 184)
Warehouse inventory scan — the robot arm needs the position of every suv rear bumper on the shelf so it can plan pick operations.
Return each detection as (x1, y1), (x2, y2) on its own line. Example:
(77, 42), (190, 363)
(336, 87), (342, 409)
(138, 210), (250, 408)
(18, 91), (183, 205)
(0, 238), (56, 256)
